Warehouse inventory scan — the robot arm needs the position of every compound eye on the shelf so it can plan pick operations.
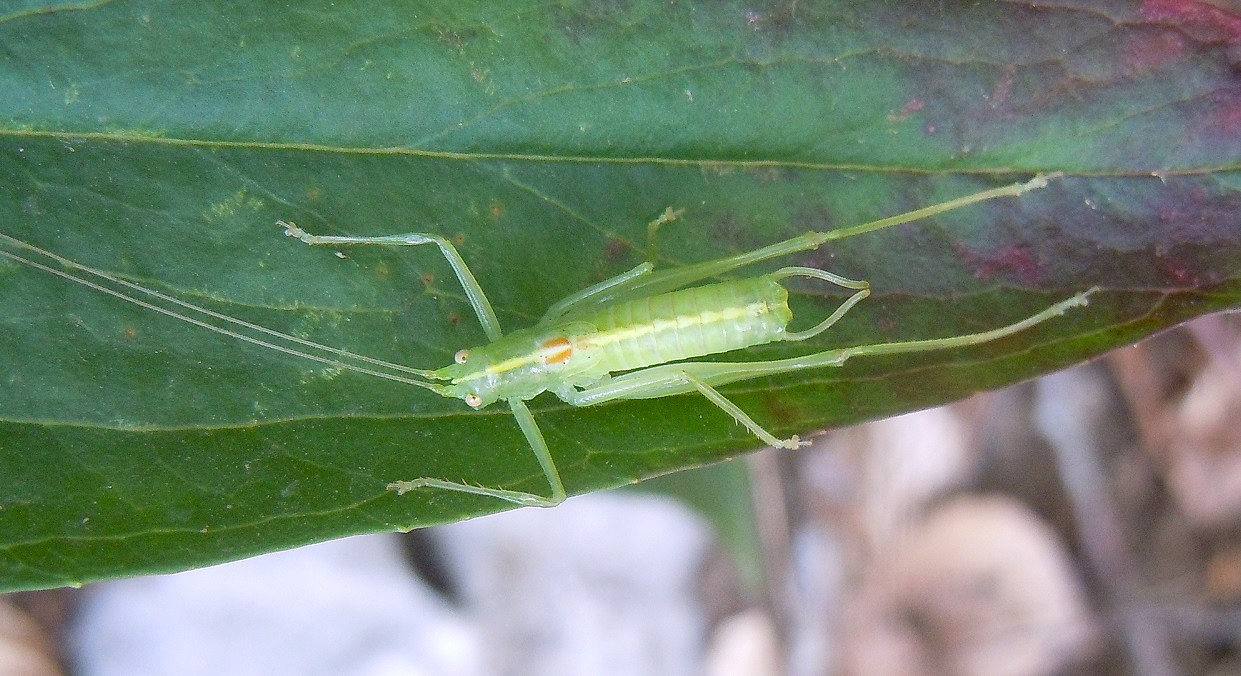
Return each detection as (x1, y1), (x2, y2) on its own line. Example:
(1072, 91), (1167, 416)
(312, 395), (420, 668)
(465, 393), (483, 408)
(454, 349), (470, 364)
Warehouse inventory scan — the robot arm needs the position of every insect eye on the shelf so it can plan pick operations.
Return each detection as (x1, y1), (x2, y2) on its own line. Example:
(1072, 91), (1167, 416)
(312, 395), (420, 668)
(465, 393), (483, 408)
(454, 349), (470, 364)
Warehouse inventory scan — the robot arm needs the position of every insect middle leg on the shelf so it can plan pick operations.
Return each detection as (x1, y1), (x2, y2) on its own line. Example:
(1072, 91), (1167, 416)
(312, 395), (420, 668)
(556, 367), (806, 450)
(538, 261), (654, 323)
(387, 397), (567, 508)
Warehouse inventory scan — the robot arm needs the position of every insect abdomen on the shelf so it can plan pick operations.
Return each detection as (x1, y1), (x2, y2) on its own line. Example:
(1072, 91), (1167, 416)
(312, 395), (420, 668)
(580, 277), (793, 373)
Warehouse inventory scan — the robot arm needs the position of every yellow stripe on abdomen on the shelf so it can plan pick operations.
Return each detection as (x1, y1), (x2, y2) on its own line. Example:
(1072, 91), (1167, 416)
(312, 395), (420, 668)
(578, 277), (793, 373)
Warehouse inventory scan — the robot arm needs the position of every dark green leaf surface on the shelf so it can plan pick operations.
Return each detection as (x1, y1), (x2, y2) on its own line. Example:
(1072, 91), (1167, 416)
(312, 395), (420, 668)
(0, 1), (1238, 590)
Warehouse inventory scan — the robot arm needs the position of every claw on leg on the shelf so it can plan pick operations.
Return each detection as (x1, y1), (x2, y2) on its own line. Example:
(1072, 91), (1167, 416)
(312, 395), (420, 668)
(778, 434), (811, 450)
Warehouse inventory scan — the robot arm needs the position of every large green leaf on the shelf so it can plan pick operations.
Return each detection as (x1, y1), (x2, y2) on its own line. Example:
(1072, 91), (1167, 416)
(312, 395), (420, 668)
(0, 1), (1238, 590)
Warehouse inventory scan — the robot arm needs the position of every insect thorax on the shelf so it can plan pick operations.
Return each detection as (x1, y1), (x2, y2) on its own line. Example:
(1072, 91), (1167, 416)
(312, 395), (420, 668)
(436, 322), (604, 407)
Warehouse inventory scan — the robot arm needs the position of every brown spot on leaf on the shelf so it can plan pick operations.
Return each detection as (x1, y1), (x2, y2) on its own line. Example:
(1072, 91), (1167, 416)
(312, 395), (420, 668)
(888, 97), (925, 123)
(763, 392), (799, 426)
(602, 237), (631, 263)
(954, 242), (1044, 286)
(988, 65), (1016, 110)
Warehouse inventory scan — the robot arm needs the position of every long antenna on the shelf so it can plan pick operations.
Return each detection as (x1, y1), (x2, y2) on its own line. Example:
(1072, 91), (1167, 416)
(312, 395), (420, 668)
(0, 233), (450, 394)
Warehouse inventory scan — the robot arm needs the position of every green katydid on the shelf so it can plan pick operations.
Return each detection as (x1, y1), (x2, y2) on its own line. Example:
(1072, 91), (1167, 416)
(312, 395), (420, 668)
(0, 175), (1092, 508)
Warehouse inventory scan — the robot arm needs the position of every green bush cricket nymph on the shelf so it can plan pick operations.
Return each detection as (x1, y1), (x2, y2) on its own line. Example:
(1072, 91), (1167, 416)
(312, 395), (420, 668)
(0, 175), (1093, 508)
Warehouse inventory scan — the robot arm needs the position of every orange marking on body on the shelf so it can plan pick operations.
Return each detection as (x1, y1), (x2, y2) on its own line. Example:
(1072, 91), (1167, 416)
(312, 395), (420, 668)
(541, 336), (573, 365)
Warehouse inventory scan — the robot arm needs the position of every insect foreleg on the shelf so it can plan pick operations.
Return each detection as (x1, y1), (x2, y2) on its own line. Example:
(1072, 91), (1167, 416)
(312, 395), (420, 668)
(387, 398), (566, 507)
(279, 223), (504, 341)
